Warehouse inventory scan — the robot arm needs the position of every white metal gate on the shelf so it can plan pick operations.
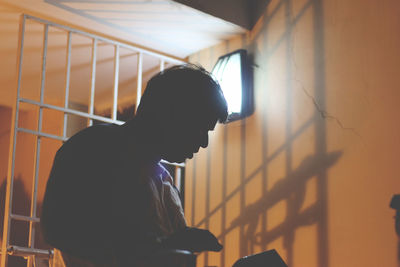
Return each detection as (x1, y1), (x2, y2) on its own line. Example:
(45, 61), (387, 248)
(1, 14), (186, 267)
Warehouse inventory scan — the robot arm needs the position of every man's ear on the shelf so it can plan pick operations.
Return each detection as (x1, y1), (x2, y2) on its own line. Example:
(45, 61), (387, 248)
(165, 103), (184, 128)
(153, 105), (177, 145)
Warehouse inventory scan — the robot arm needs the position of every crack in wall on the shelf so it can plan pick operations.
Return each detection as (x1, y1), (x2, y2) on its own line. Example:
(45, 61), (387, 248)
(292, 77), (365, 145)
(252, 21), (364, 145)
(288, 26), (364, 145)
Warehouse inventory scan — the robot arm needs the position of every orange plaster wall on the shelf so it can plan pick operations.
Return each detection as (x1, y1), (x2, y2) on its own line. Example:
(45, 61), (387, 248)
(186, 0), (400, 267)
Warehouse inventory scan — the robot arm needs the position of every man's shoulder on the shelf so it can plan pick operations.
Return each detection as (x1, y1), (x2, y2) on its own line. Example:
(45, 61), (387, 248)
(71, 123), (120, 139)
(56, 123), (122, 156)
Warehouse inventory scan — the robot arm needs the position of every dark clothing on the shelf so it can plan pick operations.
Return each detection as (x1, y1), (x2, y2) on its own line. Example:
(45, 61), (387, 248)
(41, 122), (186, 265)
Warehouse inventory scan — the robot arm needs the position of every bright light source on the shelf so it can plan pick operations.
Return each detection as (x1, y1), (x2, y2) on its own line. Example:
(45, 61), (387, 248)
(212, 49), (253, 122)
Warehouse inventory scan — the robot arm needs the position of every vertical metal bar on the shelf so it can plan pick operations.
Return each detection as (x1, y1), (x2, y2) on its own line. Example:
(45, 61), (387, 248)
(88, 38), (97, 126)
(27, 23), (48, 267)
(160, 59), (165, 72)
(136, 52), (143, 111)
(1, 14), (26, 267)
(112, 45), (119, 121)
(63, 31), (72, 139)
(175, 166), (182, 192)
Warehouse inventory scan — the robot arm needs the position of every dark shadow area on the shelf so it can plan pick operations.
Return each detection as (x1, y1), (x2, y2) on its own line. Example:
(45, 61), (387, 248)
(93, 105), (186, 205)
(233, 249), (287, 267)
(230, 152), (342, 248)
(172, 0), (272, 30)
(248, 0), (274, 29)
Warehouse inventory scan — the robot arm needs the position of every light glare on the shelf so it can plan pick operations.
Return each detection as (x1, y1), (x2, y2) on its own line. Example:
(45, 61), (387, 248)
(213, 53), (242, 114)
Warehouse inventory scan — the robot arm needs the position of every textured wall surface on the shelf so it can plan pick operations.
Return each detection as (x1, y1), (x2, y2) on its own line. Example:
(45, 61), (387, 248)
(186, 0), (400, 266)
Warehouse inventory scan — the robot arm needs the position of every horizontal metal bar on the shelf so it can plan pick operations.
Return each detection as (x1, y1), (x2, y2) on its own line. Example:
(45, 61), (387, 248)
(19, 98), (125, 125)
(10, 214), (40, 223)
(160, 160), (185, 168)
(17, 127), (66, 142)
(6, 246), (53, 258)
(17, 118), (184, 169)
(24, 14), (186, 65)
(17, 107), (185, 168)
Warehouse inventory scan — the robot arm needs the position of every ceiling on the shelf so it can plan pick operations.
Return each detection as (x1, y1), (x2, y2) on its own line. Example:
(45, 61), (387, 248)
(2, 0), (248, 59)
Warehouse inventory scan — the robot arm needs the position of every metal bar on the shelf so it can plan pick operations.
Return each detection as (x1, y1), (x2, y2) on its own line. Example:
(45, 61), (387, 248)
(136, 52), (143, 111)
(10, 214), (40, 223)
(1, 14), (25, 267)
(27, 24), (49, 267)
(24, 14), (186, 65)
(88, 38), (97, 126)
(112, 45), (120, 120)
(175, 166), (182, 191)
(39, 25), (48, 105)
(19, 98), (124, 125)
(7, 246), (52, 259)
(160, 59), (165, 71)
(17, 128), (67, 142)
(63, 31), (72, 139)
(160, 159), (185, 168)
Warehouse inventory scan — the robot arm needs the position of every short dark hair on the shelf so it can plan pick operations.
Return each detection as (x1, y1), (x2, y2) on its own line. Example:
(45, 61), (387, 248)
(136, 64), (228, 124)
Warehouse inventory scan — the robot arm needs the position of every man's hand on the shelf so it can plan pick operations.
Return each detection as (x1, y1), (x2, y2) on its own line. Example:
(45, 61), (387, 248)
(163, 227), (223, 253)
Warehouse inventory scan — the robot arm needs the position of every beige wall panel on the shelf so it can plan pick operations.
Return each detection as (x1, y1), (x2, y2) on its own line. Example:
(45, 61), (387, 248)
(187, 0), (400, 266)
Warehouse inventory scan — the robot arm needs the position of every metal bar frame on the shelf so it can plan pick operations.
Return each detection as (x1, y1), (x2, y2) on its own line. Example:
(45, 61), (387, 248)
(160, 59), (165, 72)
(88, 38), (97, 126)
(1, 13), (186, 267)
(62, 31), (72, 140)
(22, 15), (185, 65)
(21, 98), (125, 125)
(112, 45), (120, 121)
(136, 52), (143, 109)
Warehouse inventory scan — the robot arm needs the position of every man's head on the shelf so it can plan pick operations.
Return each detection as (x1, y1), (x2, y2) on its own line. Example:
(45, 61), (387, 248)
(135, 64), (228, 162)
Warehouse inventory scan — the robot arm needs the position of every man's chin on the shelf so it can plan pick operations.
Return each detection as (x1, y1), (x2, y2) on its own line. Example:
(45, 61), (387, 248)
(164, 155), (186, 163)
(163, 151), (196, 163)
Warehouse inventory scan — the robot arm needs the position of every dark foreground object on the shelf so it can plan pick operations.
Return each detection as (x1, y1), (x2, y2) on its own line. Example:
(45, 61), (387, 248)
(232, 249), (288, 267)
(141, 249), (196, 267)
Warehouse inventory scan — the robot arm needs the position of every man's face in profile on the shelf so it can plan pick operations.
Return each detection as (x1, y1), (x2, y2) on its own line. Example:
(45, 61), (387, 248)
(161, 111), (218, 163)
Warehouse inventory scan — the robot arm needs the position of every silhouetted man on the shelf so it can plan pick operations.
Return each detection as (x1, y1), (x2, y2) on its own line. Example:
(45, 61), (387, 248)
(41, 64), (227, 266)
